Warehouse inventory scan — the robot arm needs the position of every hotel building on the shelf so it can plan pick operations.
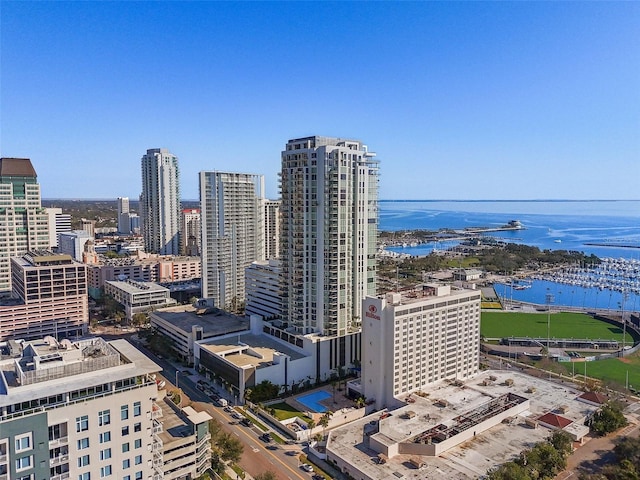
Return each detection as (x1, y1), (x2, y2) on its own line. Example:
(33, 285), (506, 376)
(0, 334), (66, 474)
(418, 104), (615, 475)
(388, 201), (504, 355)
(361, 285), (481, 410)
(199, 171), (264, 311)
(0, 158), (50, 295)
(140, 148), (181, 255)
(0, 251), (88, 342)
(0, 337), (164, 480)
(280, 136), (379, 337)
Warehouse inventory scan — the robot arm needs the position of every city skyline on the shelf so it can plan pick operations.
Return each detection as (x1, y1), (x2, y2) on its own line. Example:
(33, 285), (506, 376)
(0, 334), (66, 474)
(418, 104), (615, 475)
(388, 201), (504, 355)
(2, 2), (639, 200)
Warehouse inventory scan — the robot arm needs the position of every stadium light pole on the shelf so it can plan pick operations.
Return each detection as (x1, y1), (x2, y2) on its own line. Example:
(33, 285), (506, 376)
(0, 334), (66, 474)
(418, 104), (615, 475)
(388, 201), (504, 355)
(546, 291), (554, 359)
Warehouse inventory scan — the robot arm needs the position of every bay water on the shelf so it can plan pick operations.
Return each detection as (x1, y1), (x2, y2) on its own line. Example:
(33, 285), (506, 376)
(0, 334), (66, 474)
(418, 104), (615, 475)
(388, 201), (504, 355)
(379, 200), (640, 311)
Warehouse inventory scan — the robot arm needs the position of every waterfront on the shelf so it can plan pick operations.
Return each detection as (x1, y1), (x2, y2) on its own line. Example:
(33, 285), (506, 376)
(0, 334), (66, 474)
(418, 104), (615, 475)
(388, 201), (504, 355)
(380, 200), (640, 311)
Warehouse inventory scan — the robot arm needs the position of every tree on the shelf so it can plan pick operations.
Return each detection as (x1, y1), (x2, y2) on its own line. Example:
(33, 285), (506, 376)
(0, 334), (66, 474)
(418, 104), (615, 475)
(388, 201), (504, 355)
(318, 411), (333, 438)
(250, 380), (280, 403)
(131, 313), (147, 327)
(307, 419), (316, 443)
(254, 472), (278, 480)
(549, 430), (573, 459)
(355, 396), (366, 409)
(217, 432), (244, 463)
(588, 402), (628, 436)
(486, 461), (530, 480)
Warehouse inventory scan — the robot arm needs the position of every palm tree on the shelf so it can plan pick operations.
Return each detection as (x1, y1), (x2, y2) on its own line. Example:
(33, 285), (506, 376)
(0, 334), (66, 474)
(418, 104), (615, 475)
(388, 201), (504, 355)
(318, 411), (333, 439)
(307, 419), (316, 443)
(355, 396), (366, 409)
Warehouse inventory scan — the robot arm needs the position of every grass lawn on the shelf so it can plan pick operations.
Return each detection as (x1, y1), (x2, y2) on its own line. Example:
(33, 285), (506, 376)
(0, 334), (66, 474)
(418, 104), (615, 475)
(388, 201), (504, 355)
(268, 402), (312, 423)
(560, 353), (640, 390)
(481, 311), (634, 343)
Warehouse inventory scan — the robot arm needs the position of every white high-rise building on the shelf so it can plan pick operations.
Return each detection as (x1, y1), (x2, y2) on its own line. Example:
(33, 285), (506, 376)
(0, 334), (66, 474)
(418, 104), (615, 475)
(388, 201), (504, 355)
(280, 136), (379, 336)
(362, 285), (481, 410)
(200, 171), (264, 311)
(45, 207), (72, 249)
(140, 148), (181, 255)
(117, 196), (131, 234)
(181, 208), (201, 256)
(263, 200), (280, 260)
(0, 158), (50, 294)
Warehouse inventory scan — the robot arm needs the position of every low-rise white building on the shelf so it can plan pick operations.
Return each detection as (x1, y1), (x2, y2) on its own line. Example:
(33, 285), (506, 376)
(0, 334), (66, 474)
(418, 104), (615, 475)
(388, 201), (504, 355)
(105, 279), (176, 320)
(150, 304), (249, 364)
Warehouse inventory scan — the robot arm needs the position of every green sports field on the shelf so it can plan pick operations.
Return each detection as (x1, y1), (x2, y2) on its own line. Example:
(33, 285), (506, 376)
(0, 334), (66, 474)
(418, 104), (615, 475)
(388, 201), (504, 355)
(481, 311), (634, 343)
(560, 355), (640, 390)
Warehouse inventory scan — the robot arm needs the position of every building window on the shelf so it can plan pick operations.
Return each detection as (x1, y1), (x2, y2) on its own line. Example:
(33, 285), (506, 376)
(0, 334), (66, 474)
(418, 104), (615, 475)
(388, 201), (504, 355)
(133, 402), (141, 417)
(122, 442), (130, 453)
(77, 438), (90, 450)
(121, 405), (129, 421)
(78, 455), (90, 467)
(133, 423), (141, 433)
(14, 433), (32, 452)
(76, 415), (89, 432)
(122, 426), (129, 436)
(98, 410), (110, 426)
(99, 432), (111, 443)
(100, 465), (112, 477)
(78, 474), (91, 480)
(134, 439), (142, 449)
(100, 448), (111, 460)
(15, 455), (32, 471)
(135, 473), (142, 480)
(122, 459), (130, 469)
(134, 455), (142, 465)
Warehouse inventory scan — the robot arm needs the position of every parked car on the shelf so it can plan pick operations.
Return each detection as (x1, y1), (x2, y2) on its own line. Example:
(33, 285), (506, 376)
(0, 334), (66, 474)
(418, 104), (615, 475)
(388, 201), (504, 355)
(260, 433), (273, 443)
(240, 417), (252, 427)
(301, 463), (313, 472)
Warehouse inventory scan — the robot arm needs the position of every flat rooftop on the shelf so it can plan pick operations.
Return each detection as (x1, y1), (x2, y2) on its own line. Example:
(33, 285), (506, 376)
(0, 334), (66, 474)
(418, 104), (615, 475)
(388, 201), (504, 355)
(106, 280), (168, 294)
(0, 337), (161, 407)
(156, 398), (211, 446)
(152, 305), (249, 337)
(200, 332), (306, 368)
(327, 370), (598, 480)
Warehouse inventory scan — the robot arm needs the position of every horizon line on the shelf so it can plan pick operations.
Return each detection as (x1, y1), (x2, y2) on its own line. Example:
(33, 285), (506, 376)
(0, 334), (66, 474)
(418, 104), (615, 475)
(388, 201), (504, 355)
(41, 198), (640, 202)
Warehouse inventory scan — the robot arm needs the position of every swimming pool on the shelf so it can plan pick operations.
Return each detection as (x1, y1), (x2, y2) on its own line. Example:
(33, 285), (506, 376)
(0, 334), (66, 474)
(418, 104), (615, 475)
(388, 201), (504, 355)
(297, 390), (331, 413)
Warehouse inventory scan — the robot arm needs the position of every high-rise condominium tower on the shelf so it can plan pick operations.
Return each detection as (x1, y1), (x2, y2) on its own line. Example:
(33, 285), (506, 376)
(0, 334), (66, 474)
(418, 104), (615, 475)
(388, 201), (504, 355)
(117, 196), (131, 234)
(0, 158), (50, 294)
(181, 208), (201, 256)
(200, 171), (265, 311)
(280, 136), (379, 336)
(263, 200), (280, 260)
(140, 148), (181, 255)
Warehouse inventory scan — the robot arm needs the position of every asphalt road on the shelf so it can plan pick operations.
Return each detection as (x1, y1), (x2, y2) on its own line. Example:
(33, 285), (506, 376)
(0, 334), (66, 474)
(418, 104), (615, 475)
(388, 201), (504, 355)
(129, 338), (313, 480)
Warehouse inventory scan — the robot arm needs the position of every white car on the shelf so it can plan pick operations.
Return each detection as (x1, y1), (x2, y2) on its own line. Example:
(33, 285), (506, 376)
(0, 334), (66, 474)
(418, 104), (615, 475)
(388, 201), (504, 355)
(301, 464), (313, 473)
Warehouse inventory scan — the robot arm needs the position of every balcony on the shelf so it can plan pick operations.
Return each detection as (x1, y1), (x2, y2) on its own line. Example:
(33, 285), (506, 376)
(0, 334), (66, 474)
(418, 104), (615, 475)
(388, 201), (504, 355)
(48, 436), (69, 448)
(51, 473), (70, 480)
(50, 454), (69, 467)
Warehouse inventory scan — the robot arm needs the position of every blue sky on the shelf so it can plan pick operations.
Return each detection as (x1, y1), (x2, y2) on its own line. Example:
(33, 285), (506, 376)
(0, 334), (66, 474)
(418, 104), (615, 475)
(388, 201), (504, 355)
(1, 1), (638, 200)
